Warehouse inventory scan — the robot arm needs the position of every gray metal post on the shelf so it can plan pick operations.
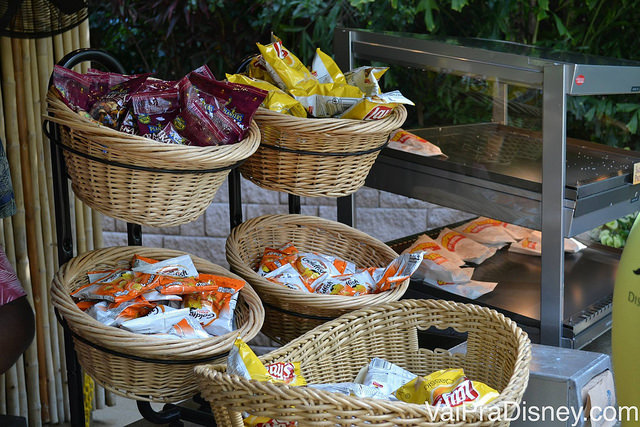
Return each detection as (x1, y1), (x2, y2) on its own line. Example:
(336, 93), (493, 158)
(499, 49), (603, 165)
(540, 64), (568, 346)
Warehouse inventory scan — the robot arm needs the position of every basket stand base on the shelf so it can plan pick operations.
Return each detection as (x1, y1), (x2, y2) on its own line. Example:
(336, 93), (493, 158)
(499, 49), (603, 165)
(137, 397), (215, 426)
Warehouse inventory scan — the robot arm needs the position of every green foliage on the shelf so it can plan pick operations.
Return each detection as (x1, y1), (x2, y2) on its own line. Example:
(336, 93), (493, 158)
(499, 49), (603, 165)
(597, 213), (638, 248)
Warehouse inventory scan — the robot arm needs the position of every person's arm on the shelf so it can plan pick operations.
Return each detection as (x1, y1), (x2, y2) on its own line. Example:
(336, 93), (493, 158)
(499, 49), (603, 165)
(0, 296), (34, 374)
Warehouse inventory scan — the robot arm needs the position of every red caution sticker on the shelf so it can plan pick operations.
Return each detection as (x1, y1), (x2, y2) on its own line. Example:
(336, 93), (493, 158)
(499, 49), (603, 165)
(576, 74), (585, 85)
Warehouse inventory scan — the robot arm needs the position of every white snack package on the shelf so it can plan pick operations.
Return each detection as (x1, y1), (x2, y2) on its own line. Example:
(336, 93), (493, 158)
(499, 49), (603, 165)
(140, 289), (182, 302)
(426, 280), (499, 300)
(388, 128), (447, 158)
(84, 301), (113, 326)
(436, 227), (497, 265)
(186, 292), (239, 337)
(354, 358), (418, 396)
(313, 270), (378, 295)
(120, 306), (189, 334)
(502, 223), (532, 241)
(307, 382), (390, 400)
(403, 234), (464, 267)
(264, 263), (312, 293)
(403, 236), (471, 285)
(167, 316), (210, 339)
(132, 254), (199, 278)
(344, 66), (388, 96)
(453, 217), (516, 245)
(508, 230), (587, 256)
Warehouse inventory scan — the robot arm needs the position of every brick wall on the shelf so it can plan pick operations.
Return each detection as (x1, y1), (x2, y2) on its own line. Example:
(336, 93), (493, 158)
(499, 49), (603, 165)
(102, 177), (475, 268)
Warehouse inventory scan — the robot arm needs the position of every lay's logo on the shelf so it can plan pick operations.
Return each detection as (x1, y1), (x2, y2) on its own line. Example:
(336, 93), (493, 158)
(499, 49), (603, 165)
(364, 105), (392, 120)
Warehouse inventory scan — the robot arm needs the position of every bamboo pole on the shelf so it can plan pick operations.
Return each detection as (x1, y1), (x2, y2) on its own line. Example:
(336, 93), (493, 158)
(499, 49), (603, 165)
(16, 355), (27, 420)
(1, 36), (42, 426)
(28, 38), (61, 425)
(0, 83), (15, 418)
(14, 36), (53, 425)
(34, 37), (66, 423)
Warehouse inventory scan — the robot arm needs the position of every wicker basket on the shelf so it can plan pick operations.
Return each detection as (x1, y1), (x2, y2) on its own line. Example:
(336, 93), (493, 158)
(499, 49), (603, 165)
(45, 88), (260, 227)
(196, 299), (532, 426)
(225, 214), (409, 344)
(51, 246), (265, 402)
(239, 105), (407, 197)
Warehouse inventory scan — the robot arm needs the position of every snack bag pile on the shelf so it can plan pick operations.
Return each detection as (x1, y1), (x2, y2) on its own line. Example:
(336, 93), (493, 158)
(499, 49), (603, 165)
(227, 339), (500, 426)
(255, 242), (424, 296)
(71, 254), (245, 339)
(51, 64), (267, 147)
(226, 38), (414, 119)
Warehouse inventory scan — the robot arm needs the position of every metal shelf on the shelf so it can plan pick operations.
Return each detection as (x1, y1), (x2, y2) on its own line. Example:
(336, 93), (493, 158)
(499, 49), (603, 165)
(366, 123), (640, 237)
(333, 28), (640, 347)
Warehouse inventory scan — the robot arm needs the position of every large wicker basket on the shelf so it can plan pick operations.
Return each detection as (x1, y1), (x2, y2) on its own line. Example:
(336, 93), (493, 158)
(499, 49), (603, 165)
(46, 89), (260, 227)
(51, 246), (264, 402)
(239, 105), (407, 197)
(196, 299), (532, 426)
(225, 214), (409, 344)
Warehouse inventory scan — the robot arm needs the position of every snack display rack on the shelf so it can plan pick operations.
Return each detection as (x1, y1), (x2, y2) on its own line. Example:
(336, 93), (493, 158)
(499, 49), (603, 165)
(46, 49), (230, 427)
(332, 28), (640, 349)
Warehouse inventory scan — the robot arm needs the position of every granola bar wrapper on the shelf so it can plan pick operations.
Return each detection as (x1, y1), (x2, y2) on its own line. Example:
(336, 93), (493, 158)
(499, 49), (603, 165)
(225, 73), (307, 117)
(182, 279), (244, 336)
(395, 368), (499, 408)
(339, 90), (414, 120)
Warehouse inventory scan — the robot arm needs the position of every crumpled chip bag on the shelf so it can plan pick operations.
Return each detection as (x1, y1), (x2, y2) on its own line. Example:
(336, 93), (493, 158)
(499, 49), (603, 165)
(344, 66), (388, 97)
(226, 73), (307, 118)
(395, 368), (499, 408)
(71, 269), (161, 304)
(182, 278), (244, 336)
(227, 338), (305, 426)
(257, 41), (316, 92)
(339, 90), (414, 121)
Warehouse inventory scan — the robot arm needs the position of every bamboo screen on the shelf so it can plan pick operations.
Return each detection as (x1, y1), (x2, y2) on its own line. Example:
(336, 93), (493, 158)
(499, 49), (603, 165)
(0, 20), (116, 425)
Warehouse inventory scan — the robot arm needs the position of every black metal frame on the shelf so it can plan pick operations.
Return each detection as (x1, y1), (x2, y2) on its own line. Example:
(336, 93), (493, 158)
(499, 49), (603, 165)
(47, 48), (215, 426)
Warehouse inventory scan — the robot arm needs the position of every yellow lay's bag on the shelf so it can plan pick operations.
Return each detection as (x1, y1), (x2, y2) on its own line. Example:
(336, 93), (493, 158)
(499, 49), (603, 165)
(257, 41), (316, 92)
(339, 90), (414, 120)
(226, 74), (307, 118)
(311, 48), (346, 84)
(227, 338), (305, 426)
(289, 81), (364, 117)
(345, 66), (388, 96)
(395, 368), (499, 408)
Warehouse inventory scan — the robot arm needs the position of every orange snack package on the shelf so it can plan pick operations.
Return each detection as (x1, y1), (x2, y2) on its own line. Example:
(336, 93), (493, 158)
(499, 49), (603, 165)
(264, 264), (314, 293)
(157, 273), (245, 295)
(257, 242), (299, 276)
(72, 270), (162, 303)
(182, 279), (244, 336)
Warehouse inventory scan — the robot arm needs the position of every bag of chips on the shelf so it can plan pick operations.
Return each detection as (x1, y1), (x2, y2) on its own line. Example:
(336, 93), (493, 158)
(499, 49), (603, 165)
(388, 129), (447, 158)
(508, 230), (587, 256)
(168, 316), (211, 339)
(182, 280), (244, 336)
(395, 368), (499, 408)
(157, 273), (245, 295)
(354, 358), (418, 397)
(313, 270), (376, 296)
(339, 90), (414, 120)
(311, 48), (346, 85)
(72, 270), (161, 303)
(226, 73), (307, 118)
(131, 88), (180, 140)
(89, 74), (150, 129)
(344, 66), (388, 97)
(257, 41), (316, 92)
(257, 242), (299, 276)
(131, 254), (199, 278)
(436, 228), (497, 265)
(51, 65), (95, 112)
(404, 237), (474, 286)
(85, 297), (157, 327)
(453, 217), (516, 246)
(264, 264), (314, 293)
(289, 81), (363, 118)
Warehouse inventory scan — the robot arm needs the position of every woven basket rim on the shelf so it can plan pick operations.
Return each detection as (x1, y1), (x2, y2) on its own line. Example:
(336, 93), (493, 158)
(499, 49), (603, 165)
(51, 246), (265, 360)
(225, 214), (408, 309)
(45, 88), (261, 170)
(253, 104), (407, 135)
(196, 298), (532, 423)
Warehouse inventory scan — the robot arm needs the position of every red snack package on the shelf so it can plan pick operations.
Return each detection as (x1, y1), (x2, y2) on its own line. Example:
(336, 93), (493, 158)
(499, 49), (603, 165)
(174, 93), (242, 146)
(89, 74), (150, 129)
(189, 72), (267, 136)
(51, 65), (94, 111)
(131, 88), (180, 139)
(177, 64), (215, 93)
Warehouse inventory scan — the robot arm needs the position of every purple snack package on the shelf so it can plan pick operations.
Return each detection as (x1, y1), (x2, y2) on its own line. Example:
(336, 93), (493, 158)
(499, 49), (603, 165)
(89, 74), (150, 129)
(51, 65), (94, 111)
(131, 88), (180, 138)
